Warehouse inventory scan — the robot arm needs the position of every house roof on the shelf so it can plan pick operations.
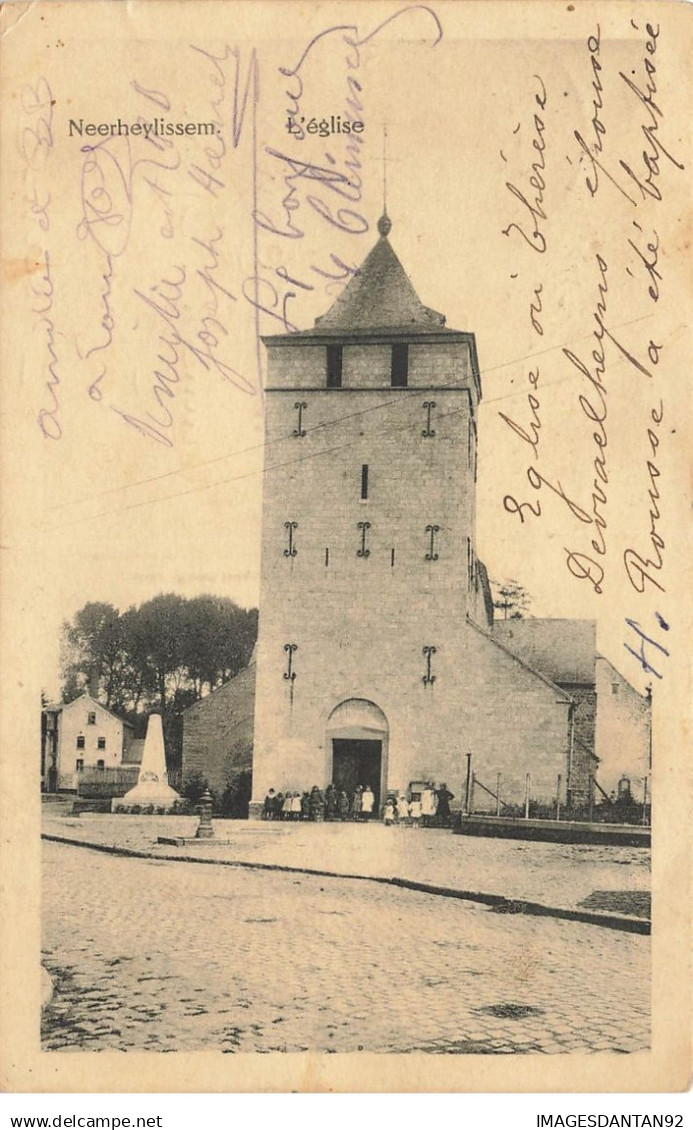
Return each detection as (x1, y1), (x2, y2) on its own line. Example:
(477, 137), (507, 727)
(264, 215), (470, 342)
(492, 619), (596, 685)
(467, 616), (574, 702)
(59, 692), (134, 728)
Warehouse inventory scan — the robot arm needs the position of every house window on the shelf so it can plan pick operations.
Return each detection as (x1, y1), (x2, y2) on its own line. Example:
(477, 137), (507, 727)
(75, 759), (84, 772)
(361, 464), (369, 500)
(326, 345), (343, 388)
(611, 683), (619, 695)
(96, 759), (105, 771)
(97, 736), (106, 750)
(87, 711), (96, 725)
(76, 735), (85, 750)
(391, 344), (408, 387)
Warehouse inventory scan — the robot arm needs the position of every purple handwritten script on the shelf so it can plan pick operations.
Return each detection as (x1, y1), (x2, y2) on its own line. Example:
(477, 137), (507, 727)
(249, 4), (444, 336)
(18, 77), (60, 439)
(33, 251), (61, 441)
(94, 48), (259, 444)
(26, 5), (446, 449)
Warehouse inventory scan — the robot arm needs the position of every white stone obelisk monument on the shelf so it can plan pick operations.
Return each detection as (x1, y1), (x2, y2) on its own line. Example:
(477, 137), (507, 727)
(118, 713), (180, 812)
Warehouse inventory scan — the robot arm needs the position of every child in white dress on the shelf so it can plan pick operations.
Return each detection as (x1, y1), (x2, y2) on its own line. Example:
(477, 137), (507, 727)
(361, 785), (375, 820)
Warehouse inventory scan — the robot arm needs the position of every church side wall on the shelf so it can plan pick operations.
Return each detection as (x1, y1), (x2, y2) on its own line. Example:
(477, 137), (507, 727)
(182, 667), (255, 797)
(461, 629), (572, 809)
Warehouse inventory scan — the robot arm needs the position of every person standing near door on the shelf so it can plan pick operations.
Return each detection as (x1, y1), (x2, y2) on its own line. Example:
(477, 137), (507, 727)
(362, 784), (375, 821)
(397, 792), (410, 825)
(325, 783), (338, 821)
(309, 785), (325, 821)
(421, 783), (437, 828)
(436, 783), (455, 827)
(352, 785), (363, 820)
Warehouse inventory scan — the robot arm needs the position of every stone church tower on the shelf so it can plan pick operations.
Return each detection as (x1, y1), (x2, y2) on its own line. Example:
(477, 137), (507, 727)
(249, 214), (494, 815)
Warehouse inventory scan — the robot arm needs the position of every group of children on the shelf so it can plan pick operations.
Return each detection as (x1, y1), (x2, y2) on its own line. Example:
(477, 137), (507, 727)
(262, 784), (375, 822)
(262, 781), (454, 826)
(382, 783), (453, 828)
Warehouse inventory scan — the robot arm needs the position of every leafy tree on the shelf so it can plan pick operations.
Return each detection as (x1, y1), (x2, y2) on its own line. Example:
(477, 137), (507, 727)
(181, 771), (211, 805)
(60, 601), (129, 707)
(119, 605), (158, 713)
(136, 593), (188, 710)
(59, 593), (258, 714)
(220, 770), (252, 819)
(490, 578), (532, 620)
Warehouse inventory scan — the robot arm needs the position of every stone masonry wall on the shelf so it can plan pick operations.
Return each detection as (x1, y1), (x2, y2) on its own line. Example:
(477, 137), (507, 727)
(182, 665), (255, 797)
(560, 684), (597, 806)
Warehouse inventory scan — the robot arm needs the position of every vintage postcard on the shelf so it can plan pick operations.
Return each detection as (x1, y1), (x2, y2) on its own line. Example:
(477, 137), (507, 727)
(0, 0), (691, 1095)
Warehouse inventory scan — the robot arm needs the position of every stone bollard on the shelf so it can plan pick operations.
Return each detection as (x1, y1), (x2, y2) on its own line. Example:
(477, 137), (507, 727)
(195, 789), (215, 839)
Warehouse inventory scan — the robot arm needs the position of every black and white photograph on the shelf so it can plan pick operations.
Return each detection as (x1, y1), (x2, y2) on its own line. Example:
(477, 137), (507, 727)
(1, 0), (690, 1095)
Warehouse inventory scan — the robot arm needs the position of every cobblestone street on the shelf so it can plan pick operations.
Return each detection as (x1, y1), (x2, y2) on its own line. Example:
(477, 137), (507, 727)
(42, 840), (650, 1054)
(41, 813), (651, 917)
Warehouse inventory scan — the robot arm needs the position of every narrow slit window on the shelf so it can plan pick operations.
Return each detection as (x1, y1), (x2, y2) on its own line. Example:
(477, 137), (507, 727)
(391, 343), (408, 387)
(361, 464), (369, 500)
(326, 345), (343, 388)
(391, 548), (396, 567)
(325, 547), (330, 567)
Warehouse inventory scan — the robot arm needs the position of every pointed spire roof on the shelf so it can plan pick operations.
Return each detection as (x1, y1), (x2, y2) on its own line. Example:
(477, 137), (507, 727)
(312, 214), (446, 335)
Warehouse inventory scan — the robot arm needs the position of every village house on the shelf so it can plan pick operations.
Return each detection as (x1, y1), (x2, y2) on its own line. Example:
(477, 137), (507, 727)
(41, 692), (134, 793)
(595, 657), (651, 800)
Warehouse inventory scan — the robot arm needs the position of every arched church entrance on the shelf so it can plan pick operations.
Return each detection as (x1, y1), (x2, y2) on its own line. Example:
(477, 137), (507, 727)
(326, 699), (389, 814)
